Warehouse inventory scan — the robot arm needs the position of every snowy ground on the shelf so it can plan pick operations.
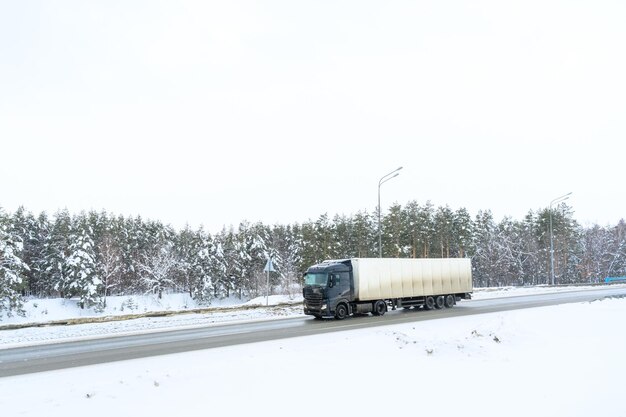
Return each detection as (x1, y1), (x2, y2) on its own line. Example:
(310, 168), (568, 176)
(1, 295), (624, 416)
(1, 284), (624, 348)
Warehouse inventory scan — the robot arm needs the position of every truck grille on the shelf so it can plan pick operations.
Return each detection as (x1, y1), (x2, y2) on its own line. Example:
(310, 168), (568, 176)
(304, 288), (323, 309)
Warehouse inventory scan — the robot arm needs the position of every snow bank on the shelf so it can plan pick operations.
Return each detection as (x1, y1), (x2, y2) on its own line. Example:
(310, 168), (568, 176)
(5, 284), (622, 326)
(1, 297), (624, 416)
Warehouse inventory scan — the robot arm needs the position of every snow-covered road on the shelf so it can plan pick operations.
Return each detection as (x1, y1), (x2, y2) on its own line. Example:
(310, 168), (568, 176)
(1, 291), (624, 417)
(1, 284), (624, 349)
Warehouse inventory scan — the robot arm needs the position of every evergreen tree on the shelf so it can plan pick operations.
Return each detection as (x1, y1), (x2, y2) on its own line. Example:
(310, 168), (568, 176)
(268, 224), (301, 296)
(10, 207), (37, 295)
(434, 205), (454, 258)
(352, 210), (375, 258)
(381, 203), (404, 257)
(65, 213), (102, 308)
(416, 201), (435, 257)
(402, 201), (421, 258)
(0, 207), (28, 317)
(189, 227), (215, 304)
(609, 220), (626, 277)
(452, 207), (473, 258)
(209, 229), (230, 298)
(298, 214), (336, 268)
(333, 214), (356, 259)
(233, 221), (267, 298)
(519, 211), (542, 285)
(30, 212), (53, 297)
(48, 209), (72, 298)
(174, 225), (198, 297)
(215, 226), (239, 298)
(472, 210), (500, 287)
(549, 203), (580, 284)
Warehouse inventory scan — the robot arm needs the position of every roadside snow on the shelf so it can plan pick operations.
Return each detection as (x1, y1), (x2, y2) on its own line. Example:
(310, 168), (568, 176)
(1, 297), (624, 416)
(1, 285), (624, 348)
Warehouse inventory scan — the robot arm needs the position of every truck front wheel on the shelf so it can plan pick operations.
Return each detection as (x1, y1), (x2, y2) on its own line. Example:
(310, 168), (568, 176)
(335, 303), (348, 320)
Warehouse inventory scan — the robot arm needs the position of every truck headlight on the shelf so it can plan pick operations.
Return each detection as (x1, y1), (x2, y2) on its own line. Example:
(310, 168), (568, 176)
(321, 304), (327, 311)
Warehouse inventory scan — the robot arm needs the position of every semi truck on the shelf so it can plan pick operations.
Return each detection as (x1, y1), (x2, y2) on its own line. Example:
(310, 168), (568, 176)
(303, 258), (473, 319)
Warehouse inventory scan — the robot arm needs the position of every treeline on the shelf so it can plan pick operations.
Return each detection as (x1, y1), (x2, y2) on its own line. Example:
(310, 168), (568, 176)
(1, 202), (625, 318)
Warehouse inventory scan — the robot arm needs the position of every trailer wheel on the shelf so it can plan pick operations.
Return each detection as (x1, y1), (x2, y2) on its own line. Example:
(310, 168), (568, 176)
(372, 300), (387, 316)
(444, 295), (455, 308)
(424, 296), (435, 310)
(435, 296), (445, 309)
(335, 303), (348, 320)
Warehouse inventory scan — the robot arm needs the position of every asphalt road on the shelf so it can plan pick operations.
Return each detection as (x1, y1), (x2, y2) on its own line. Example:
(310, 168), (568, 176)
(1, 286), (625, 378)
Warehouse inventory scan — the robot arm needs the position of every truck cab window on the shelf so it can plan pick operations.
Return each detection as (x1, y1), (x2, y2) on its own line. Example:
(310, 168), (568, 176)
(304, 273), (328, 286)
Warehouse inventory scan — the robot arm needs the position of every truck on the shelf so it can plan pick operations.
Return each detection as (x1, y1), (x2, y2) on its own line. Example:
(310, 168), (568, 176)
(302, 258), (473, 319)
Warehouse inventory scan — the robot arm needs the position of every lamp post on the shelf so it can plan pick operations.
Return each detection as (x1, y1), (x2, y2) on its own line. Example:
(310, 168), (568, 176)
(378, 167), (403, 258)
(549, 192), (572, 286)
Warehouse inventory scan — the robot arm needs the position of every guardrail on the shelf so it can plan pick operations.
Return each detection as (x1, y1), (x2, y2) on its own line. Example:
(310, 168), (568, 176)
(605, 276), (626, 284)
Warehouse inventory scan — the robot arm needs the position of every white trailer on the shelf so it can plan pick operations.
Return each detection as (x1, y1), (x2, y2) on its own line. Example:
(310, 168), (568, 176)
(303, 258), (473, 319)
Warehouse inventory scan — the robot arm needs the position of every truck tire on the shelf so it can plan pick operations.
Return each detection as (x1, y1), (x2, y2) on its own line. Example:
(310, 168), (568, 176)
(424, 296), (435, 310)
(335, 303), (348, 320)
(372, 300), (387, 316)
(444, 295), (455, 308)
(435, 296), (445, 309)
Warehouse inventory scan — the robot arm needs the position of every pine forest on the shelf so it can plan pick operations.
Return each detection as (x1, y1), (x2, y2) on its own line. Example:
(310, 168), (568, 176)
(1, 202), (625, 319)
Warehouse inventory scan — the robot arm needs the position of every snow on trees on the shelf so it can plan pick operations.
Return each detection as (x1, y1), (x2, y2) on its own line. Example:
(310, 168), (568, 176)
(174, 226), (215, 304)
(65, 214), (102, 309)
(0, 208), (29, 318)
(1, 200), (626, 321)
(138, 242), (176, 300)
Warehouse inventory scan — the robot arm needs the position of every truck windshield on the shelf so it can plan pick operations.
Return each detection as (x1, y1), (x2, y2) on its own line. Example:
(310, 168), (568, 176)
(304, 273), (328, 286)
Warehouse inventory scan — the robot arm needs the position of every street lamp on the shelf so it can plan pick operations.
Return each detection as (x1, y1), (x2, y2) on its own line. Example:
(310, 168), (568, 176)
(549, 192), (572, 286)
(378, 166), (403, 258)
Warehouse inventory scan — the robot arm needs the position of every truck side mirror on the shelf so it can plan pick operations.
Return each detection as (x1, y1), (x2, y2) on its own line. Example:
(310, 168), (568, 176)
(328, 275), (335, 288)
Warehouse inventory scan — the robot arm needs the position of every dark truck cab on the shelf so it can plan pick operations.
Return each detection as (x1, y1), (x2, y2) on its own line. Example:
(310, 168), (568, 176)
(302, 260), (353, 319)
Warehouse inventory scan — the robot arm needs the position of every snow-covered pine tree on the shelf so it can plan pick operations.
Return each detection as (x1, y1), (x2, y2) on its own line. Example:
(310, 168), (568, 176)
(0, 207), (29, 318)
(189, 228), (214, 304)
(216, 227), (238, 298)
(47, 209), (72, 298)
(472, 210), (500, 287)
(65, 213), (102, 309)
(242, 222), (269, 298)
(519, 211), (542, 286)
(352, 210), (375, 258)
(433, 205), (454, 258)
(113, 215), (139, 294)
(29, 212), (53, 297)
(267, 224), (301, 297)
(10, 207), (37, 295)
(231, 222), (256, 298)
(174, 225), (197, 297)
(452, 207), (473, 258)
(382, 203), (405, 258)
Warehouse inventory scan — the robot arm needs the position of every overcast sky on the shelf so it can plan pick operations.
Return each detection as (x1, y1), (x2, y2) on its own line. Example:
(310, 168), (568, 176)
(1, 1), (624, 233)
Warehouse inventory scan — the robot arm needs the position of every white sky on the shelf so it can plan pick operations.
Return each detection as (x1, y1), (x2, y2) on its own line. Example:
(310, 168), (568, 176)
(1, 1), (624, 232)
